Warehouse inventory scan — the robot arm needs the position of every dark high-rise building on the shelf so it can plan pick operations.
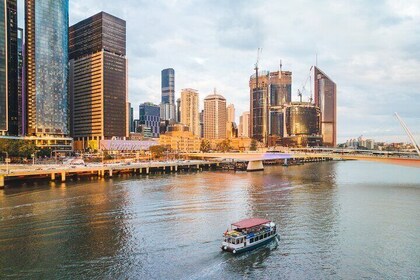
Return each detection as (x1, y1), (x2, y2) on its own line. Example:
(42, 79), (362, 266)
(129, 103), (134, 133)
(0, 0), (18, 135)
(161, 68), (175, 121)
(249, 71), (269, 144)
(176, 98), (181, 123)
(17, 27), (23, 135)
(314, 66), (337, 147)
(25, 0), (69, 136)
(250, 69), (292, 145)
(69, 11), (127, 151)
(139, 102), (160, 138)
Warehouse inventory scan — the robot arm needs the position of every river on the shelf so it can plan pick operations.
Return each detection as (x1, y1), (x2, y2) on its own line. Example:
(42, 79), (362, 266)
(0, 161), (419, 279)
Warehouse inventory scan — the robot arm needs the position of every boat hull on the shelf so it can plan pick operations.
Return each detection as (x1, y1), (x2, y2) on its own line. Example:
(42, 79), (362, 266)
(221, 233), (278, 254)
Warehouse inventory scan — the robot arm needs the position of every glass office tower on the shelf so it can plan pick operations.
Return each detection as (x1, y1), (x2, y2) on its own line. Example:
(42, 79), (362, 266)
(25, 0), (69, 136)
(0, 0), (18, 135)
(161, 68), (175, 121)
(0, 1), (7, 133)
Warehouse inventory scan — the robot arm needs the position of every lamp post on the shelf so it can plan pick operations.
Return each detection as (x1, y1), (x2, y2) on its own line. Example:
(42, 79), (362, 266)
(5, 152), (10, 174)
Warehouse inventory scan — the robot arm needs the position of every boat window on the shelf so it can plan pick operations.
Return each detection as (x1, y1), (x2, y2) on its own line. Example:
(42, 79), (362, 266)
(264, 233), (267, 238)
(250, 238), (254, 243)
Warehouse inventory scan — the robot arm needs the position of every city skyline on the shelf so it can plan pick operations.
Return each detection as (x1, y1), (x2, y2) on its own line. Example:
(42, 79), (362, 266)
(14, 0), (420, 143)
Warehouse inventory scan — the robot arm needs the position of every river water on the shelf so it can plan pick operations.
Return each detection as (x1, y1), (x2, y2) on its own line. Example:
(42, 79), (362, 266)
(0, 161), (419, 279)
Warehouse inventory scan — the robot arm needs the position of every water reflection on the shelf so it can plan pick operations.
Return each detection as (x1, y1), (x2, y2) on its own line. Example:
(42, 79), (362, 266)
(0, 162), (419, 279)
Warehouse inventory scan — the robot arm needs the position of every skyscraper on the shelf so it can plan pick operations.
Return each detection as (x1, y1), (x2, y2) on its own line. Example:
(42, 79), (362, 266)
(0, 0), (18, 136)
(239, 111), (250, 138)
(161, 68), (175, 121)
(17, 27), (23, 135)
(249, 69), (292, 145)
(313, 66), (337, 147)
(180, 88), (200, 136)
(129, 104), (134, 133)
(227, 104), (235, 123)
(249, 70), (269, 144)
(176, 98), (181, 123)
(69, 11), (127, 150)
(25, 0), (69, 136)
(139, 102), (160, 138)
(204, 91), (227, 140)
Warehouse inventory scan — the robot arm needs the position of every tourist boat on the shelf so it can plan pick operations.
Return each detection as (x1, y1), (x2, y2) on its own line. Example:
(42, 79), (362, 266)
(221, 218), (278, 254)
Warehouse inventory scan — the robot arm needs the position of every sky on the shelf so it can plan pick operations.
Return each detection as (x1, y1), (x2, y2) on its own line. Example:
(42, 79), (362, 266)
(19, 0), (420, 144)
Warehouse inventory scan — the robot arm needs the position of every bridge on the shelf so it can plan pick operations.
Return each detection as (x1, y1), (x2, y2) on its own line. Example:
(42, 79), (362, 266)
(187, 151), (420, 170)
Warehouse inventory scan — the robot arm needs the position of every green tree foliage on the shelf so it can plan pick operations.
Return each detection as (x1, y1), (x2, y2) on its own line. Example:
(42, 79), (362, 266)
(250, 139), (258, 151)
(200, 139), (211, 152)
(150, 145), (171, 159)
(216, 139), (232, 152)
(0, 139), (37, 158)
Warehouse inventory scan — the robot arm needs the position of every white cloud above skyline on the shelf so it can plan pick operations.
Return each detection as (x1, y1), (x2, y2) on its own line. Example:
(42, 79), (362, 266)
(18, 0), (420, 143)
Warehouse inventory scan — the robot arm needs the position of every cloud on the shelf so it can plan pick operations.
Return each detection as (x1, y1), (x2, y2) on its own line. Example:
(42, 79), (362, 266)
(18, 0), (420, 142)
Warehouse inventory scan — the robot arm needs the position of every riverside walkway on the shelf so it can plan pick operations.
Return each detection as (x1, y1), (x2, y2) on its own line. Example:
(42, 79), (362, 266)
(0, 160), (220, 188)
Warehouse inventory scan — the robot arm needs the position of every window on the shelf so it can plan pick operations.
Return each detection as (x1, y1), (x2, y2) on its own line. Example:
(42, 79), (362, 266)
(250, 238), (254, 243)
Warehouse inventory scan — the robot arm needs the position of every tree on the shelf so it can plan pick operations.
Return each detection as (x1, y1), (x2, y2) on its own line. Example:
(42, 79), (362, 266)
(216, 139), (232, 152)
(150, 145), (171, 159)
(200, 139), (211, 152)
(0, 139), (36, 158)
(250, 139), (258, 151)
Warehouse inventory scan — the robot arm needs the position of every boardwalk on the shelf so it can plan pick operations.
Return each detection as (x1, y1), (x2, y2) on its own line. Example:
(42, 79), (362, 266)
(0, 160), (219, 188)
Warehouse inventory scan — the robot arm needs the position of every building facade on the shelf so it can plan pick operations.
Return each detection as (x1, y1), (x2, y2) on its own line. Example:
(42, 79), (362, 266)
(249, 71), (269, 144)
(129, 103), (134, 133)
(227, 104), (235, 123)
(159, 124), (201, 152)
(283, 102), (322, 147)
(180, 88), (200, 137)
(0, 0), (18, 136)
(69, 11), (127, 151)
(139, 102), (160, 138)
(17, 27), (23, 135)
(314, 66), (337, 147)
(25, 0), (69, 137)
(239, 111), (250, 138)
(161, 68), (175, 121)
(249, 70), (292, 145)
(203, 92), (227, 140)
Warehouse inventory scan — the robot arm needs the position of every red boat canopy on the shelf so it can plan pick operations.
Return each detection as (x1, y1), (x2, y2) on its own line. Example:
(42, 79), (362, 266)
(232, 218), (270, 229)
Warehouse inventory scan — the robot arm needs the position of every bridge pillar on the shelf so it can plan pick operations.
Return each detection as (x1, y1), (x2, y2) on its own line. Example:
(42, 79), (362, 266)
(98, 170), (101, 177)
(175, 165), (178, 172)
(51, 173), (56, 181)
(0, 175), (4, 188)
(109, 169), (113, 177)
(146, 167), (149, 174)
(247, 160), (264, 172)
(61, 172), (66, 182)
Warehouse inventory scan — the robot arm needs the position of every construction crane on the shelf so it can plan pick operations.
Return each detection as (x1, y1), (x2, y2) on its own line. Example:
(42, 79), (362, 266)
(296, 66), (313, 103)
(395, 113), (420, 158)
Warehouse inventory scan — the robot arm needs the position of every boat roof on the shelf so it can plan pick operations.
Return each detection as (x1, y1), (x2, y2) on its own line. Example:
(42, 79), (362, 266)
(232, 218), (270, 229)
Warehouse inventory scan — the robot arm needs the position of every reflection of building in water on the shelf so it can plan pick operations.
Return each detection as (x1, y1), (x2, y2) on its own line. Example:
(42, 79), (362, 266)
(283, 102), (322, 147)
